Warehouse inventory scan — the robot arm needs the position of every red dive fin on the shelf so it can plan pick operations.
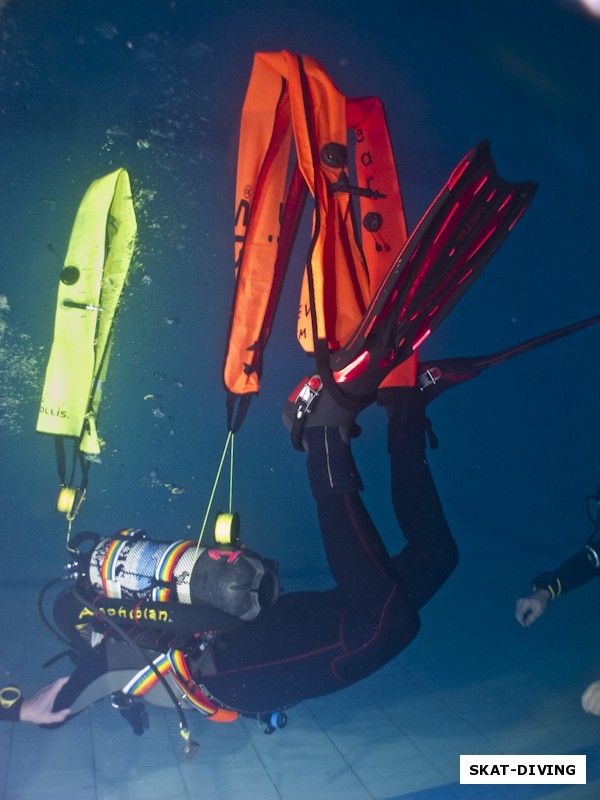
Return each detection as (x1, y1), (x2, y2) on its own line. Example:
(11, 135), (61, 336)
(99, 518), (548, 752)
(417, 312), (600, 403)
(328, 141), (537, 401)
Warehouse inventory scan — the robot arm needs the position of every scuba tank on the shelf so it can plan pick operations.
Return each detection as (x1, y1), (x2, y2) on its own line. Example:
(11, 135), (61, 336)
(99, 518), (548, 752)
(45, 514), (288, 748)
(86, 515), (279, 621)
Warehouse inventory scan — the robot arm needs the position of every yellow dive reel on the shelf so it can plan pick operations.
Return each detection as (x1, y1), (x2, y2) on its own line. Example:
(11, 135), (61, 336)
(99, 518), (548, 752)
(214, 511), (241, 547)
(56, 485), (85, 516)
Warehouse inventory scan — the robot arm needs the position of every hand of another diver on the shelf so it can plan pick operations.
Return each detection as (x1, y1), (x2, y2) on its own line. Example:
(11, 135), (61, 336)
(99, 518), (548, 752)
(19, 677), (71, 724)
(514, 589), (550, 627)
(582, 680), (600, 716)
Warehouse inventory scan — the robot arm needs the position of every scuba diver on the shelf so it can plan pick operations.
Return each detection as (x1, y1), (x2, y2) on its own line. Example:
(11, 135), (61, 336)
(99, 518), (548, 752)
(47, 61), (541, 733)
(44, 355), (598, 733)
(515, 487), (600, 719)
(46, 382), (456, 727)
(515, 486), (600, 628)
(39, 51), (597, 743)
(47, 320), (600, 729)
(46, 127), (537, 728)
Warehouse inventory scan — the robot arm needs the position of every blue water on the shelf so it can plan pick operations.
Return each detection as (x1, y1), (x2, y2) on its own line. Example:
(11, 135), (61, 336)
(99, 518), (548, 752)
(1, 1), (599, 798)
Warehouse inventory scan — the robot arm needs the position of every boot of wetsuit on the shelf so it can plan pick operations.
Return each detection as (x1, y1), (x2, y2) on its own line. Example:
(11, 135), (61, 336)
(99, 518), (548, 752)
(377, 386), (459, 608)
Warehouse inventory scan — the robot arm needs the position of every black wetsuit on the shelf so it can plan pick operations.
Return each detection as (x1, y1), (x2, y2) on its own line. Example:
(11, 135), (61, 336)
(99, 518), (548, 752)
(53, 389), (458, 717)
(531, 539), (600, 599)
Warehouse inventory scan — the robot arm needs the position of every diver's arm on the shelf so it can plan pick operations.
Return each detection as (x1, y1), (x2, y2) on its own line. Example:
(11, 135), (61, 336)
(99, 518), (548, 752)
(532, 543), (600, 597)
(515, 542), (600, 627)
(19, 678), (71, 724)
(549, 543), (600, 593)
(0, 678), (71, 724)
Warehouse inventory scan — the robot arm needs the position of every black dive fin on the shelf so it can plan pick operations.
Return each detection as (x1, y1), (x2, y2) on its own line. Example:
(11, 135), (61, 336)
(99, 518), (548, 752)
(417, 312), (600, 403)
(328, 141), (537, 400)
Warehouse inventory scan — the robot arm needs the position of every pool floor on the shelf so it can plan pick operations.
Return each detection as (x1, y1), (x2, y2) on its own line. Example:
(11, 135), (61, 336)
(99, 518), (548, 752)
(2, 554), (599, 800)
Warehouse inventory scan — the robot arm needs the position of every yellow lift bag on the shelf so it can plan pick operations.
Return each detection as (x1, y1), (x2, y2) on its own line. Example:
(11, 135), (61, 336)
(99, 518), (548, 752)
(37, 168), (136, 523)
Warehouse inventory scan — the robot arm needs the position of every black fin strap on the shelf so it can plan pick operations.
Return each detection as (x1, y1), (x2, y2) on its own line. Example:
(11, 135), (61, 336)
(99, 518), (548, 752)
(314, 339), (371, 412)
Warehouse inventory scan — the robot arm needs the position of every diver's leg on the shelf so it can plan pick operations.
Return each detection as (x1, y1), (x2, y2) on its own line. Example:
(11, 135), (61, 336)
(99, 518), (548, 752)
(305, 426), (421, 682)
(199, 426), (420, 712)
(305, 426), (419, 677)
(379, 387), (459, 608)
(47, 638), (149, 727)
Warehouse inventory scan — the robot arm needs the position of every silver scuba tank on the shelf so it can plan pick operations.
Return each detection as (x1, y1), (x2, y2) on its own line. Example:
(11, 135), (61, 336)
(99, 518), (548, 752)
(87, 518), (279, 621)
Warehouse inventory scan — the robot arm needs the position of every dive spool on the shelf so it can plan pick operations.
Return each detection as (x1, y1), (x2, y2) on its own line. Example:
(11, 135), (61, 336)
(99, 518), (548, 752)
(214, 512), (240, 547)
(87, 521), (279, 621)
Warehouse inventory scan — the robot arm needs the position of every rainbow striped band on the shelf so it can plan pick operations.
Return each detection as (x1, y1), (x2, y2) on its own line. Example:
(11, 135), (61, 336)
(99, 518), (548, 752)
(121, 648), (236, 721)
(167, 649), (221, 716)
(122, 652), (172, 696)
(152, 540), (195, 603)
(100, 539), (126, 596)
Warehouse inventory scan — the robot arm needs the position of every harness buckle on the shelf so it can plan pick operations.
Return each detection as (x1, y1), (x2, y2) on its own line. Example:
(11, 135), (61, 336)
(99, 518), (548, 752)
(417, 367), (442, 391)
(294, 375), (323, 420)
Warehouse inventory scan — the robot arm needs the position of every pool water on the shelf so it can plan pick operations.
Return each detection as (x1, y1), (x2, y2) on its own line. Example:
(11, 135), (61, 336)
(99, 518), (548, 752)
(1, 1), (599, 797)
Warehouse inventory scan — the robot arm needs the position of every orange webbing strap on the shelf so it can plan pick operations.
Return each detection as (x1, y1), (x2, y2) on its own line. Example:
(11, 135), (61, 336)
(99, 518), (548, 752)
(224, 50), (416, 405)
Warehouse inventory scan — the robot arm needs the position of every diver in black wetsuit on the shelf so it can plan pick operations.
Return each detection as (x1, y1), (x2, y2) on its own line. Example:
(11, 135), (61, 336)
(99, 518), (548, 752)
(52, 388), (458, 720)
(514, 541), (600, 628)
(515, 492), (600, 718)
(515, 501), (600, 629)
